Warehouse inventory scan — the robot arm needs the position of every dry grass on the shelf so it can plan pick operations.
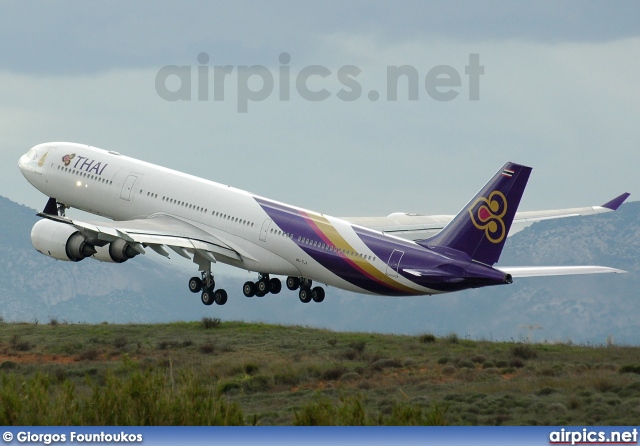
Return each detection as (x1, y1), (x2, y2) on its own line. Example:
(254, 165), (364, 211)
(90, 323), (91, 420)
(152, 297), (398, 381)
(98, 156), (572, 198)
(0, 321), (638, 425)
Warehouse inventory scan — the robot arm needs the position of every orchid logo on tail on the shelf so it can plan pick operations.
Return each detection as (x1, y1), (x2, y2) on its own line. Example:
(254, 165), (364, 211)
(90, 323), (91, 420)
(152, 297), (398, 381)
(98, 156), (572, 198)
(468, 191), (508, 243)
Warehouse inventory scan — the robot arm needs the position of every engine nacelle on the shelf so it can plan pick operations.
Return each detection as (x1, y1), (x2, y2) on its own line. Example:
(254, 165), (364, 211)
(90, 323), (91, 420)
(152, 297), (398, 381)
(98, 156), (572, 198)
(31, 219), (96, 262)
(92, 239), (140, 263)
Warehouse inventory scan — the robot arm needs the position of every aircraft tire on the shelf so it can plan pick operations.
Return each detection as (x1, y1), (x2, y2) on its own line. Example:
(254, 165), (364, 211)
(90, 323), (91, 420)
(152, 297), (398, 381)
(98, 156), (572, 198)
(270, 278), (282, 294)
(286, 276), (300, 291)
(189, 277), (202, 293)
(311, 286), (325, 303)
(257, 278), (271, 295)
(201, 289), (215, 306)
(243, 281), (256, 297)
(299, 287), (312, 303)
(214, 289), (228, 305)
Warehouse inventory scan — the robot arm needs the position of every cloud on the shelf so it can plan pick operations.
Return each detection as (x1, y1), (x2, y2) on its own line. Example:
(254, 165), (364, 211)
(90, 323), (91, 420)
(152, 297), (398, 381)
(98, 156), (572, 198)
(2, 1), (640, 75)
(5, 34), (639, 218)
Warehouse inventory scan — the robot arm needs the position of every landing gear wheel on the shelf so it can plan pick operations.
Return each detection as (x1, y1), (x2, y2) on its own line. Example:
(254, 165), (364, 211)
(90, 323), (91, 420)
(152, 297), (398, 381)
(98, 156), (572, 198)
(311, 286), (325, 303)
(214, 289), (228, 305)
(189, 277), (202, 293)
(201, 289), (215, 306)
(299, 287), (312, 303)
(270, 278), (282, 294)
(243, 281), (256, 297)
(286, 276), (300, 291)
(257, 279), (271, 296)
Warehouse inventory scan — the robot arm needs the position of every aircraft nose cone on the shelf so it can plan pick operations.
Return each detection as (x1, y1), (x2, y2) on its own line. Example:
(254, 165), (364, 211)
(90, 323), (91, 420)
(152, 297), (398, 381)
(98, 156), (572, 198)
(18, 152), (33, 173)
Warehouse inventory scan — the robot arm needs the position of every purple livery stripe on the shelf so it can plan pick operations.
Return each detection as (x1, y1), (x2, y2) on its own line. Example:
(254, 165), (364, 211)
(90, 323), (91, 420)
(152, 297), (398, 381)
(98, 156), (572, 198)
(254, 197), (423, 295)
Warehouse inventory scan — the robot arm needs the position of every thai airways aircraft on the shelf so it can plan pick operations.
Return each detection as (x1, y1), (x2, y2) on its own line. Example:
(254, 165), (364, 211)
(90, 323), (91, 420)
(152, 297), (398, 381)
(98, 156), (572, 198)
(18, 142), (627, 307)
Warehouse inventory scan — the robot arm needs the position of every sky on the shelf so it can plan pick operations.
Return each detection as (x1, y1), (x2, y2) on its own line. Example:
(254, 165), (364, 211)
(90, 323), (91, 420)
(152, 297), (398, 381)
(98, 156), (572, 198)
(3, 1), (640, 221)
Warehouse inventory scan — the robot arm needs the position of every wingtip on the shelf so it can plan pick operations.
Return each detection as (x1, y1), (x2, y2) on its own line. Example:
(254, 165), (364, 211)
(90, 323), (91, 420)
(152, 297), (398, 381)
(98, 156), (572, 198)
(601, 192), (630, 211)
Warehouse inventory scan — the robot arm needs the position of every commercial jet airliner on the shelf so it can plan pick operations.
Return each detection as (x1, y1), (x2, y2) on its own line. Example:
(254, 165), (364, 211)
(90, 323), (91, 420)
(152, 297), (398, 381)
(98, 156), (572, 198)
(18, 143), (628, 307)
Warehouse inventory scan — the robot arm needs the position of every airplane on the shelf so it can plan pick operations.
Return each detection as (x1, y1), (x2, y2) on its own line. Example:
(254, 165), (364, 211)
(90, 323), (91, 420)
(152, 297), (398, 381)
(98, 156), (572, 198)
(18, 142), (628, 307)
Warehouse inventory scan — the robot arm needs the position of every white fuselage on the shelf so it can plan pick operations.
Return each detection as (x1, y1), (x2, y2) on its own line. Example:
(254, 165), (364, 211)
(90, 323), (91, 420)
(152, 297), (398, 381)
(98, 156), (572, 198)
(19, 142), (443, 296)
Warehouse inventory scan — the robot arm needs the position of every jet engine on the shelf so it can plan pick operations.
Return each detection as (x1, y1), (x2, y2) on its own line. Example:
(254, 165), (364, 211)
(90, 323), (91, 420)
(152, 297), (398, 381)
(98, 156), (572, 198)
(31, 219), (96, 262)
(92, 239), (140, 263)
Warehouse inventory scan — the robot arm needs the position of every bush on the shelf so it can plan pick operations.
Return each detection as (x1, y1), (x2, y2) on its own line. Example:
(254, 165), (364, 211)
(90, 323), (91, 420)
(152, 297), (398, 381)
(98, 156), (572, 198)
(419, 333), (436, 344)
(442, 366), (457, 376)
(200, 343), (216, 354)
(446, 333), (459, 344)
(619, 364), (640, 375)
(274, 370), (301, 386)
(202, 317), (221, 329)
(294, 395), (366, 426)
(113, 337), (127, 349)
(77, 349), (99, 361)
(370, 358), (403, 371)
(349, 340), (367, 354)
(244, 363), (259, 375)
(0, 361), (17, 370)
(512, 345), (537, 360)
(322, 365), (347, 381)
(437, 357), (450, 365)
(242, 375), (272, 393)
(10, 334), (32, 352)
(457, 360), (475, 369)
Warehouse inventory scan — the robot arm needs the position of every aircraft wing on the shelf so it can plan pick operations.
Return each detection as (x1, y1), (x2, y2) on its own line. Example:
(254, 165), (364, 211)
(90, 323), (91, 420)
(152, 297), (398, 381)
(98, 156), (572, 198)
(36, 212), (257, 264)
(496, 265), (626, 277)
(342, 192), (630, 241)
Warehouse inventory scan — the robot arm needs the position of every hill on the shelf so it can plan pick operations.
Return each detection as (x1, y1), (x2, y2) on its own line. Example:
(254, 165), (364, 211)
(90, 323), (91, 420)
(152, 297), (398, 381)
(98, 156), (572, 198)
(0, 196), (638, 344)
(0, 320), (639, 425)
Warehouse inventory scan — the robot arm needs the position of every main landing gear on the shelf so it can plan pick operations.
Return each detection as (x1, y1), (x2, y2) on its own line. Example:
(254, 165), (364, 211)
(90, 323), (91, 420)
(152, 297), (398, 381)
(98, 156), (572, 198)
(243, 273), (282, 297)
(286, 276), (325, 303)
(188, 270), (326, 306)
(188, 271), (227, 306)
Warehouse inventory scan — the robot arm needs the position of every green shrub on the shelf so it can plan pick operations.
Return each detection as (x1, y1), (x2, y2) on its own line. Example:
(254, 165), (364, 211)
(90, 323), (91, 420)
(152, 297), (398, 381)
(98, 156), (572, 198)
(0, 361), (17, 370)
(77, 349), (99, 361)
(512, 345), (537, 360)
(322, 365), (347, 381)
(349, 340), (367, 354)
(293, 395), (366, 426)
(274, 370), (301, 386)
(619, 364), (640, 375)
(370, 358), (403, 371)
(446, 333), (459, 344)
(113, 337), (127, 349)
(419, 333), (436, 344)
(457, 360), (475, 369)
(242, 375), (272, 393)
(442, 366), (457, 376)
(202, 317), (221, 329)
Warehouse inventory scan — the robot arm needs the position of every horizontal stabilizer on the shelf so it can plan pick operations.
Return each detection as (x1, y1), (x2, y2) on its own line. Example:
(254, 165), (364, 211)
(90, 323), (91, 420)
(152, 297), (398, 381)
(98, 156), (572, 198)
(497, 266), (626, 277)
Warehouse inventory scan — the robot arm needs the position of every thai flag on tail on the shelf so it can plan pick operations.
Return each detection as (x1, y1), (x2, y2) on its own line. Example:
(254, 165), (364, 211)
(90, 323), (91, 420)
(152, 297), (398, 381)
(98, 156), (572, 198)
(501, 168), (515, 178)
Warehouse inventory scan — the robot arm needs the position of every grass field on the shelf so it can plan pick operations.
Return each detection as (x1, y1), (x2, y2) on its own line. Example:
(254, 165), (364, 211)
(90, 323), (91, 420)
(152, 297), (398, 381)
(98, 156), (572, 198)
(0, 319), (639, 425)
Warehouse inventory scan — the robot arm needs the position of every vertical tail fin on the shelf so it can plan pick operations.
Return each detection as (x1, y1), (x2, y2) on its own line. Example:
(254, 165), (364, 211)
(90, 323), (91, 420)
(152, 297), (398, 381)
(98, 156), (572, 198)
(417, 162), (532, 265)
